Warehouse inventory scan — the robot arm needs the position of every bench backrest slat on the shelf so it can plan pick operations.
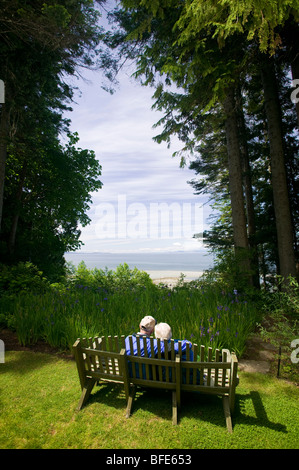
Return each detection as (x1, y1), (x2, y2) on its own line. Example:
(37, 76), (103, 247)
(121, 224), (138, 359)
(207, 347), (212, 385)
(200, 344), (205, 362)
(214, 349), (220, 385)
(114, 335), (119, 352)
(222, 350), (228, 386)
(137, 336), (143, 378)
(88, 337), (97, 371)
(157, 338), (162, 381)
(150, 337), (157, 381)
(101, 336), (107, 351)
(143, 336), (151, 380)
(108, 335), (113, 352)
(163, 339), (170, 382)
(83, 338), (93, 371)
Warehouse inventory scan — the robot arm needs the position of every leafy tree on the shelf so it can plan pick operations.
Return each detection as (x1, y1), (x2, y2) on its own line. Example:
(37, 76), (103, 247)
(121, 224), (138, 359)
(174, 0), (299, 55)
(0, 1), (106, 279)
(0, 0), (105, 231)
(191, 53), (299, 285)
(1, 118), (102, 279)
(172, 0), (298, 281)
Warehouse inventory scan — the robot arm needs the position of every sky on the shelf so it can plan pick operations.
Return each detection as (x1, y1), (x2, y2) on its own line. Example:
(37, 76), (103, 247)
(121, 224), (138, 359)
(64, 21), (212, 254)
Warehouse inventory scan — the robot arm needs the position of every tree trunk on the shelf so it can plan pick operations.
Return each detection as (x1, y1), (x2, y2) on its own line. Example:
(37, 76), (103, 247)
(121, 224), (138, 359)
(235, 87), (256, 241)
(235, 85), (260, 288)
(7, 160), (27, 255)
(260, 55), (297, 281)
(223, 85), (252, 280)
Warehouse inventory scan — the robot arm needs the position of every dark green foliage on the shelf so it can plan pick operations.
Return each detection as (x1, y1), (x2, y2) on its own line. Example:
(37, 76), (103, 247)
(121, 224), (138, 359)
(106, 1), (299, 286)
(66, 261), (154, 293)
(0, 261), (49, 297)
(0, 1), (105, 279)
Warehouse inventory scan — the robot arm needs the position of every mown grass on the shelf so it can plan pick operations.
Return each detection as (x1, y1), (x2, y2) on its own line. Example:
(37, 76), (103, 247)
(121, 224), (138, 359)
(0, 351), (298, 449)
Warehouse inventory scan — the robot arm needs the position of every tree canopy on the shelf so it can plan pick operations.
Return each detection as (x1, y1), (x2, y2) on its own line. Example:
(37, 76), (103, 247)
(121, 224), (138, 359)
(1, 0), (298, 286)
(106, 0), (299, 286)
(0, 1), (106, 279)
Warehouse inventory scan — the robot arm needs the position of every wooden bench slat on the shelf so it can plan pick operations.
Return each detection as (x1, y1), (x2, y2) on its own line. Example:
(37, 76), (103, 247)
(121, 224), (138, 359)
(207, 347), (212, 385)
(142, 336), (151, 380)
(222, 350), (228, 387)
(215, 349), (220, 385)
(200, 344), (205, 362)
(157, 338), (163, 381)
(136, 335), (143, 379)
(163, 339), (170, 382)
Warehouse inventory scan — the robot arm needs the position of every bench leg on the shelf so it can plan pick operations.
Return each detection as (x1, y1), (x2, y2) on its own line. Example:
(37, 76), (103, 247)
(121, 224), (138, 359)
(126, 385), (137, 418)
(222, 396), (233, 433)
(77, 378), (97, 411)
(172, 391), (178, 425)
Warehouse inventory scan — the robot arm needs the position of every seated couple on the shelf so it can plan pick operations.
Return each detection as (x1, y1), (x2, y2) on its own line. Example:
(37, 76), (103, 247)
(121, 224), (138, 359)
(125, 315), (202, 383)
(125, 315), (193, 360)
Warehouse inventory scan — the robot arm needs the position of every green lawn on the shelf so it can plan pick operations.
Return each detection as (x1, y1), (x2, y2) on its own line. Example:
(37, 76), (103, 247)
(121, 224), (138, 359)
(0, 351), (298, 449)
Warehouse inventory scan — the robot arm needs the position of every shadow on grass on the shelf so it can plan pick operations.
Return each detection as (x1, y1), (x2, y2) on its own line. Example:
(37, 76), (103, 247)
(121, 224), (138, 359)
(85, 382), (130, 411)
(236, 391), (287, 433)
(129, 388), (177, 422)
(83, 385), (177, 421)
(181, 390), (287, 433)
(1, 350), (61, 376)
(86, 385), (288, 434)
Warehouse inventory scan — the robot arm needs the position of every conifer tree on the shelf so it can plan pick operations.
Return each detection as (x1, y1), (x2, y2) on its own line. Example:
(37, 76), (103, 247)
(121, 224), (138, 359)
(108, 0), (298, 282)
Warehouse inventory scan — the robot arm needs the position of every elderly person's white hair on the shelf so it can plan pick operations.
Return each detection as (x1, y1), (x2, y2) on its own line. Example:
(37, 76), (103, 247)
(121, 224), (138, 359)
(154, 322), (172, 341)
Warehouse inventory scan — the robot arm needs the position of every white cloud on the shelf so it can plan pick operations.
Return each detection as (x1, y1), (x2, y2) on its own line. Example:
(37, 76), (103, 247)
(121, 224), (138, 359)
(66, 68), (211, 252)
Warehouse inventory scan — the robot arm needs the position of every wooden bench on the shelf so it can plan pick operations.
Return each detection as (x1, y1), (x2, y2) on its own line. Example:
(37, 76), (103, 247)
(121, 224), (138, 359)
(73, 335), (239, 432)
(72, 336), (130, 411)
(179, 344), (239, 433)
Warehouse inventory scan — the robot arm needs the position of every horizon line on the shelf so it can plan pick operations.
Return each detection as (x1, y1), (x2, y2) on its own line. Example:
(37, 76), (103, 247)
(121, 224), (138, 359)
(64, 249), (212, 255)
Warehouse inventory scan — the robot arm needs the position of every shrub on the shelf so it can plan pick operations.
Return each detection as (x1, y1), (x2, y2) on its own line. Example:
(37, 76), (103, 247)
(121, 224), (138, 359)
(0, 262), (49, 297)
(66, 261), (153, 292)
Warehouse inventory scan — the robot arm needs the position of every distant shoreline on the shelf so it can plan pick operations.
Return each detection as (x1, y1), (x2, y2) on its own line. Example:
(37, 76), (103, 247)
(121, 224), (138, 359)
(64, 250), (210, 255)
(146, 270), (203, 284)
(64, 251), (213, 282)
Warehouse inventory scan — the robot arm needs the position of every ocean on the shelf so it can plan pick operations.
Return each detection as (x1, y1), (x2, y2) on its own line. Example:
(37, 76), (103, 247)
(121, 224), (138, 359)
(64, 251), (214, 281)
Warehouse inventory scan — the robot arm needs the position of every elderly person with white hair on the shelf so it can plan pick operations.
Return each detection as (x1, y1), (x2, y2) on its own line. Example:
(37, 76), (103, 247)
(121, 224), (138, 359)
(154, 322), (193, 359)
(154, 321), (201, 384)
(154, 322), (172, 341)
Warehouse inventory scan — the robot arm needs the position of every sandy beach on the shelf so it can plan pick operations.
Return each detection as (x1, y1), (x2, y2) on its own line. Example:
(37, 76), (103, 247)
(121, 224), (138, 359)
(147, 270), (203, 286)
